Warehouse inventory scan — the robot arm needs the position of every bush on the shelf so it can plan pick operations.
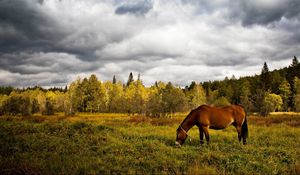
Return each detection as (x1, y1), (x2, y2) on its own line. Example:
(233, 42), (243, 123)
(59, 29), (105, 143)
(264, 93), (283, 112)
(2, 93), (32, 116)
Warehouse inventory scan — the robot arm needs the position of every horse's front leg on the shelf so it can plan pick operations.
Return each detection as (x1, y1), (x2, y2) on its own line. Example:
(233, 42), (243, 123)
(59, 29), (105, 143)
(199, 127), (204, 144)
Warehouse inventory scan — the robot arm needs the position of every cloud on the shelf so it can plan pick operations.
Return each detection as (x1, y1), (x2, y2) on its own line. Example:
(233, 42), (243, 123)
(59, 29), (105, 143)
(236, 0), (300, 26)
(0, 0), (300, 87)
(115, 0), (153, 16)
(0, 52), (99, 87)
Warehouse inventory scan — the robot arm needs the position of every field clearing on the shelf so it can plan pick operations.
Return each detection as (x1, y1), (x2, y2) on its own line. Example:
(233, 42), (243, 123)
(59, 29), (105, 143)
(0, 113), (300, 174)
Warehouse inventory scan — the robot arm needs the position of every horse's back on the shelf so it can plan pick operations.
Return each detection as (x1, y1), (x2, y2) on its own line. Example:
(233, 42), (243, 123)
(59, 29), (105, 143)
(196, 105), (246, 129)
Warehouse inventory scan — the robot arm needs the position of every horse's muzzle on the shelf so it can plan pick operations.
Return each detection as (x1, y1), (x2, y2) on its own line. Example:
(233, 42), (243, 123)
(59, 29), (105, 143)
(175, 141), (181, 147)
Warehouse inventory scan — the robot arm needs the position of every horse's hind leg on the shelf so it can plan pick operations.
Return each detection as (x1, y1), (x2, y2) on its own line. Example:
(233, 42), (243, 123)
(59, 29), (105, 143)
(199, 127), (204, 144)
(242, 137), (247, 145)
(235, 125), (242, 142)
(202, 126), (210, 144)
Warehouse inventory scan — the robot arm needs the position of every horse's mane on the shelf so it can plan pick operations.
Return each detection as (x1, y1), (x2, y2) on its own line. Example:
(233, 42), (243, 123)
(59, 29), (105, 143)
(181, 105), (210, 126)
(178, 110), (193, 132)
(181, 105), (203, 125)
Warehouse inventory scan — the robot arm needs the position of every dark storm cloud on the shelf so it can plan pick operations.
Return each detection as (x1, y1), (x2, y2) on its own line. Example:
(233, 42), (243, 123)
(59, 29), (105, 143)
(180, 0), (300, 26)
(0, 0), (101, 60)
(0, 0), (61, 54)
(115, 0), (153, 15)
(237, 0), (300, 26)
(0, 52), (100, 75)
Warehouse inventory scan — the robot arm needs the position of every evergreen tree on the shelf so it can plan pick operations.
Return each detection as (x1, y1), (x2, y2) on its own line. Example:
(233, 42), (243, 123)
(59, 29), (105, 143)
(270, 71), (284, 94)
(0, 86), (14, 95)
(112, 75), (117, 84)
(260, 62), (270, 91)
(253, 89), (268, 116)
(287, 56), (300, 94)
(231, 75), (236, 80)
(126, 72), (134, 87)
(188, 81), (196, 91)
(137, 73), (141, 81)
(293, 77), (300, 112)
(291, 56), (299, 67)
(64, 85), (68, 92)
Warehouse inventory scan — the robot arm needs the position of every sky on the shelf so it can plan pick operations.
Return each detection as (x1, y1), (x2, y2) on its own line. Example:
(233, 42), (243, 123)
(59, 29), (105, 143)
(0, 0), (300, 87)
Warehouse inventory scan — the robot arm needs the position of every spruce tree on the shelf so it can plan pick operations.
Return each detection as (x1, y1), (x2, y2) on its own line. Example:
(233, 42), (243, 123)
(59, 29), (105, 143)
(126, 72), (134, 87)
(291, 56), (299, 67)
(112, 75), (116, 84)
(137, 73), (141, 82)
(260, 62), (270, 91)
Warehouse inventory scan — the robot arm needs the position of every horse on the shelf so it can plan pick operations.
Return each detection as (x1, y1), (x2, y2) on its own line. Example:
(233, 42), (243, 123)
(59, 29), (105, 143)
(175, 104), (248, 147)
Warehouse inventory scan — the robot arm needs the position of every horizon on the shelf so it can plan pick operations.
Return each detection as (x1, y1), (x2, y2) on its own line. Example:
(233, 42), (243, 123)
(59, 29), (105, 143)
(1, 0), (300, 87)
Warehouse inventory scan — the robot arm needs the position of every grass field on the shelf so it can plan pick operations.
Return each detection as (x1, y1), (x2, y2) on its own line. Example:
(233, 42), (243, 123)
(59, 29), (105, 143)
(0, 113), (300, 174)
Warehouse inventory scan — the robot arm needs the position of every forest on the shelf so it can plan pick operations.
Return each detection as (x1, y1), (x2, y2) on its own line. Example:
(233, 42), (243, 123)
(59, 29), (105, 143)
(0, 56), (299, 117)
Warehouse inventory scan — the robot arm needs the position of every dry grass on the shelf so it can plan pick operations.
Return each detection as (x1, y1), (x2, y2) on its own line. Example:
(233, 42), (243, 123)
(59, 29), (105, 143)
(0, 112), (300, 174)
(128, 116), (182, 126)
(249, 114), (300, 127)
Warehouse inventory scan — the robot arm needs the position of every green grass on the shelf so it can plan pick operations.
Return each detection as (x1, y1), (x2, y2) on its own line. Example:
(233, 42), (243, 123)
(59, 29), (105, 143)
(0, 113), (300, 174)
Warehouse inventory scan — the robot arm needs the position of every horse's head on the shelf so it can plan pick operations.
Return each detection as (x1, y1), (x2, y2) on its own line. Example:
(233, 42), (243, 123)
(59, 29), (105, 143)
(175, 125), (188, 147)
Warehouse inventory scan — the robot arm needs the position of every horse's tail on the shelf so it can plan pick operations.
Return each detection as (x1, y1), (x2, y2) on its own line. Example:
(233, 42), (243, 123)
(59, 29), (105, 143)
(241, 115), (248, 139)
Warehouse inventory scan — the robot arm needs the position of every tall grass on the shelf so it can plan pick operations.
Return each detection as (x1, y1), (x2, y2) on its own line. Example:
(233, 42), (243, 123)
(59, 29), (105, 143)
(0, 113), (299, 174)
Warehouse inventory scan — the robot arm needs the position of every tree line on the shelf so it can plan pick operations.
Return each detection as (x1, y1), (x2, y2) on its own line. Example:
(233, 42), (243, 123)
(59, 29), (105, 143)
(0, 56), (299, 117)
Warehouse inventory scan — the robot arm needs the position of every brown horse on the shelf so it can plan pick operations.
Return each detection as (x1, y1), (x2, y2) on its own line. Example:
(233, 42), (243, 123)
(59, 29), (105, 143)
(175, 105), (248, 146)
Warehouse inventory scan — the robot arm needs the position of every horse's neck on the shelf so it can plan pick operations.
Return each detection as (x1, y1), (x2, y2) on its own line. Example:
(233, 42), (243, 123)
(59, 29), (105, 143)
(181, 114), (195, 132)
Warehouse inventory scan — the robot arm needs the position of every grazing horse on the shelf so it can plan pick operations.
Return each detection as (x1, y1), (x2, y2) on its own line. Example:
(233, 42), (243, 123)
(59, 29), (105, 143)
(175, 105), (248, 146)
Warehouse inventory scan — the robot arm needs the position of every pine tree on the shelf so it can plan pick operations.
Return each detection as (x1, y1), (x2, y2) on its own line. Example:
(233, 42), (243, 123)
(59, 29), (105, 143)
(287, 56), (300, 93)
(293, 77), (300, 112)
(126, 72), (134, 87)
(291, 56), (299, 67)
(260, 62), (270, 91)
(188, 81), (196, 91)
(137, 73), (141, 82)
(112, 75), (117, 84)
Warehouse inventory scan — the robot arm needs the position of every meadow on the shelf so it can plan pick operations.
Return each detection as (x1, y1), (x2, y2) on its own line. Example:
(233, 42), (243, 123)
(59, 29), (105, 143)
(0, 113), (300, 175)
